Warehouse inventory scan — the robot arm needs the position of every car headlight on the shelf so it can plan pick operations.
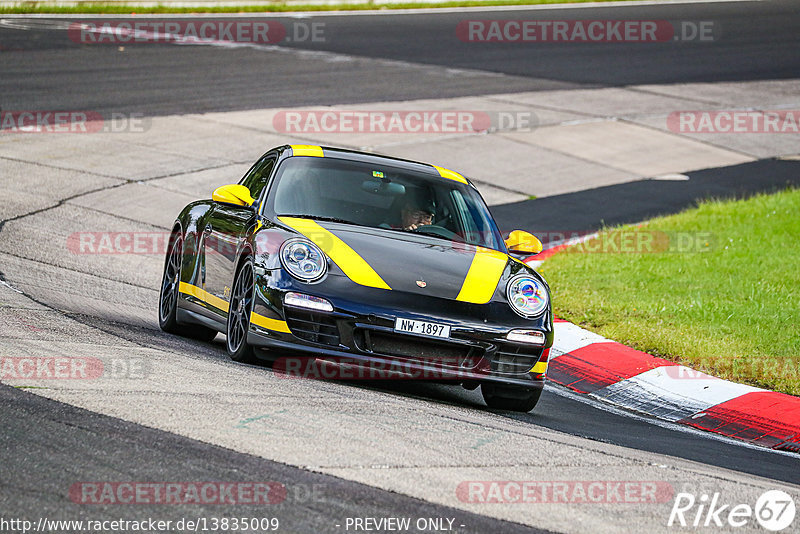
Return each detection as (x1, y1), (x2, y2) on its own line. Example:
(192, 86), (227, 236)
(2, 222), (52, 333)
(280, 238), (327, 282)
(506, 274), (549, 318)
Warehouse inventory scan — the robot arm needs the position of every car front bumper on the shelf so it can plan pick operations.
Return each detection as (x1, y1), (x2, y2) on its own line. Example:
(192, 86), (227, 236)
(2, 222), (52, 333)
(248, 275), (552, 389)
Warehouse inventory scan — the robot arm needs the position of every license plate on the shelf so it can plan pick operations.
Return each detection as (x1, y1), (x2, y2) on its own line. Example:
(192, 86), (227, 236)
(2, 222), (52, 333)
(394, 317), (451, 339)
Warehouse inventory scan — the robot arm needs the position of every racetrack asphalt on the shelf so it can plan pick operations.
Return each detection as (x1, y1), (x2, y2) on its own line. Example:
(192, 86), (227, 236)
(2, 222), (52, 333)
(0, 0), (798, 115)
(490, 157), (800, 241)
(0, 383), (549, 534)
(2, 2), (800, 532)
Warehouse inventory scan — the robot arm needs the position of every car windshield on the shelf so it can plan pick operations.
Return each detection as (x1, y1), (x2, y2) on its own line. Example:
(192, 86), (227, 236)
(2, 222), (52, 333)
(268, 156), (505, 251)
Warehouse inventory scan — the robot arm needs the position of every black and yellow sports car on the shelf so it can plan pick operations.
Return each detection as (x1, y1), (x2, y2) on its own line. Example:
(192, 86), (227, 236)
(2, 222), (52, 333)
(158, 145), (552, 412)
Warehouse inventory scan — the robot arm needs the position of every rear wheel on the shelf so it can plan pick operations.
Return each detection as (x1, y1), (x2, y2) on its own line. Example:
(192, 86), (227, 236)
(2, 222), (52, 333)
(481, 383), (542, 412)
(226, 258), (256, 363)
(158, 231), (218, 342)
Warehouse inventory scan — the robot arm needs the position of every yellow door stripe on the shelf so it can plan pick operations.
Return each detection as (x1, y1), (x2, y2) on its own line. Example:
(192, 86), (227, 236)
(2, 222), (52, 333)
(250, 311), (291, 333)
(530, 361), (548, 374)
(179, 282), (291, 333)
(291, 145), (324, 158)
(278, 217), (391, 290)
(179, 282), (229, 312)
(433, 165), (468, 184)
(456, 247), (508, 304)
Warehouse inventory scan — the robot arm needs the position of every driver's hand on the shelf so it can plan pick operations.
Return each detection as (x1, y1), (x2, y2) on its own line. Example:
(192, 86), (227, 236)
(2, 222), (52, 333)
(404, 224), (419, 231)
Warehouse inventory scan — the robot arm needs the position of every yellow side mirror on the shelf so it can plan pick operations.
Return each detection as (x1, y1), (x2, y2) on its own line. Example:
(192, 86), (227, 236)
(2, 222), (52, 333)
(505, 230), (543, 255)
(212, 184), (255, 207)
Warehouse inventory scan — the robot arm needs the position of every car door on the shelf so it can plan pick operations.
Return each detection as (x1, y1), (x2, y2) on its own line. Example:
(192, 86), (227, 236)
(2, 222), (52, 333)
(200, 155), (276, 318)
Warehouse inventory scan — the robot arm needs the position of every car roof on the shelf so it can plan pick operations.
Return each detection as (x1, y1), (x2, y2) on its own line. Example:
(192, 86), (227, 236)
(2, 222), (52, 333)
(277, 144), (471, 186)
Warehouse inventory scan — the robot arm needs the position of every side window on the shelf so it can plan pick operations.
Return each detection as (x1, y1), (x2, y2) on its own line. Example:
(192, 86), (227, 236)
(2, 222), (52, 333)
(240, 157), (276, 203)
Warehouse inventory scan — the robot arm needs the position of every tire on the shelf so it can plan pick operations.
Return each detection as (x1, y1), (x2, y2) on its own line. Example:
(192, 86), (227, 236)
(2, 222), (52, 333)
(226, 257), (256, 363)
(481, 383), (542, 412)
(158, 231), (218, 342)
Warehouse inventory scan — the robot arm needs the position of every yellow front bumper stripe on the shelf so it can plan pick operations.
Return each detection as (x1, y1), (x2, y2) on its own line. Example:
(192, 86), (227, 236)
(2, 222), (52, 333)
(278, 217), (391, 290)
(530, 361), (548, 374)
(250, 311), (291, 333)
(456, 247), (508, 304)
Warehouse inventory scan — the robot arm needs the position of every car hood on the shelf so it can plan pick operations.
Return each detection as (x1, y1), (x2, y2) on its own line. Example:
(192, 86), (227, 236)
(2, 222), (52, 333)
(278, 217), (514, 304)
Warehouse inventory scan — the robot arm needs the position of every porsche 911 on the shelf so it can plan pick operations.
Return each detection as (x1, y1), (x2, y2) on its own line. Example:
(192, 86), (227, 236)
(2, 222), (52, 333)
(158, 145), (552, 411)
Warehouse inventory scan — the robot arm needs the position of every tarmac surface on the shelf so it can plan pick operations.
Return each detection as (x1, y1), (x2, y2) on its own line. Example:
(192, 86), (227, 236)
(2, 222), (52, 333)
(1, 2), (800, 532)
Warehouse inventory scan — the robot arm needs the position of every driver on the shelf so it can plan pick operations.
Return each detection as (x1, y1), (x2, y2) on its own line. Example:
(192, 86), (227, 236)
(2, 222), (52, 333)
(400, 198), (435, 231)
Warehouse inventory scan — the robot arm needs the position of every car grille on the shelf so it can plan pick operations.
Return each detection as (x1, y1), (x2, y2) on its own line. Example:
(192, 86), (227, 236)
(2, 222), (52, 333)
(490, 344), (544, 376)
(285, 309), (340, 346)
(356, 330), (481, 368)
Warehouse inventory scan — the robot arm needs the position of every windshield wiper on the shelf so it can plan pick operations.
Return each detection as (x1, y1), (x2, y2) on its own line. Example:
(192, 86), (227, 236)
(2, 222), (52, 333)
(279, 214), (360, 226)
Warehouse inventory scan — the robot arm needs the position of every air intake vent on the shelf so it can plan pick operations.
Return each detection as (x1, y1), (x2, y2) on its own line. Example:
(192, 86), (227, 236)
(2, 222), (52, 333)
(491, 344), (544, 375)
(285, 309), (340, 346)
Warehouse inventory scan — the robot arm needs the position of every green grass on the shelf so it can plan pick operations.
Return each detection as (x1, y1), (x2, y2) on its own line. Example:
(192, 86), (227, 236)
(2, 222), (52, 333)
(539, 189), (800, 396)
(0, 0), (635, 14)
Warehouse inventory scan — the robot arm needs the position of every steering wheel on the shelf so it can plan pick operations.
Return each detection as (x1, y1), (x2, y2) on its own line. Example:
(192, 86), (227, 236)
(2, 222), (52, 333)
(411, 224), (457, 239)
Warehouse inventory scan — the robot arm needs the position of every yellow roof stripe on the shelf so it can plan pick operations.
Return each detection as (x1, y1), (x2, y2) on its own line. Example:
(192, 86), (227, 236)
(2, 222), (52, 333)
(456, 247), (508, 304)
(179, 281), (229, 312)
(433, 165), (468, 184)
(278, 217), (391, 290)
(291, 145), (324, 157)
(250, 311), (291, 333)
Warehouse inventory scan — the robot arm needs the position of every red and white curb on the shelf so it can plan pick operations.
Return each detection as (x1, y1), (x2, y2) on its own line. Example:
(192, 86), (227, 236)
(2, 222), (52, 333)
(526, 243), (800, 453)
(525, 232), (598, 270)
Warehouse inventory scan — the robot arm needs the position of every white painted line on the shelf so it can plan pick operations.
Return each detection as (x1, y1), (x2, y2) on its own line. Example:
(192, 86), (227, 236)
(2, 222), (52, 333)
(0, 279), (24, 294)
(651, 173), (690, 181)
(0, 0), (764, 19)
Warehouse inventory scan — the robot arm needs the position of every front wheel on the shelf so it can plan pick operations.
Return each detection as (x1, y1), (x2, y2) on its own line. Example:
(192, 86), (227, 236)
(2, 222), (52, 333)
(481, 383), (542, 412)
(226, 258), (256, 363)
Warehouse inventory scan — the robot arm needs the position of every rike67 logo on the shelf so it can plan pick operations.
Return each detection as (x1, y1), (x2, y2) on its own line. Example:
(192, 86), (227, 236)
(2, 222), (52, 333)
(668, 490), (796, 531)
